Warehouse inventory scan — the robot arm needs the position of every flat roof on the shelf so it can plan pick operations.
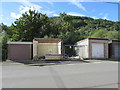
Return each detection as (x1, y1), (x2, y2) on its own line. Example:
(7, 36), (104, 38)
(7, 42), (33, 44)
(88, 38), (109, 40)
(33, 38), (62, 43)
(111, 40), (120, 42)
(108, 40), (120, 44)
(76, 38), (109, 43)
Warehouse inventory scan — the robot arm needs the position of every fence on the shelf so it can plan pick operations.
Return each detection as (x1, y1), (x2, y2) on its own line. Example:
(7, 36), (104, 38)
(63, 45), (87, 60)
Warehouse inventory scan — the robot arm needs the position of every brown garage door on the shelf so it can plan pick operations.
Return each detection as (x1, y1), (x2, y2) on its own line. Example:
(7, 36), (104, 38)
(8, 44), (31, 60)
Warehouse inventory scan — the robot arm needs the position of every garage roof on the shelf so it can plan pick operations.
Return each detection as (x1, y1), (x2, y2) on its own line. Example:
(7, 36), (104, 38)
(33, 38), (62, 43)
(88, 38), (109, 40)
(7, 42), (33, 44)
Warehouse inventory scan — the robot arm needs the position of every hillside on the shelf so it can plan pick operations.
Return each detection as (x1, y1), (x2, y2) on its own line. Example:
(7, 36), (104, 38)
(49, 14), (119, 44)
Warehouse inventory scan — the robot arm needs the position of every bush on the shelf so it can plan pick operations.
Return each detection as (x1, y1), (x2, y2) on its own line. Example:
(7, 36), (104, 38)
(2, 35), (8, 61)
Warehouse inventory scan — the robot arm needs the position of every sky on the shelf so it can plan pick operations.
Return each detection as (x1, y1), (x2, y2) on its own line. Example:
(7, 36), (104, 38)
(0, 0), (119, 26)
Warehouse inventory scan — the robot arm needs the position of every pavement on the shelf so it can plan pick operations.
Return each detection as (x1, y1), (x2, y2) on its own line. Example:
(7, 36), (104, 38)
(2, 59), (119, 66)
(2, 60), (119, 88)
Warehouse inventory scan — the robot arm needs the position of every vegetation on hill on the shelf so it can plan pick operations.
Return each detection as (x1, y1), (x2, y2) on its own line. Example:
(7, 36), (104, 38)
(1, 10), (120, 60)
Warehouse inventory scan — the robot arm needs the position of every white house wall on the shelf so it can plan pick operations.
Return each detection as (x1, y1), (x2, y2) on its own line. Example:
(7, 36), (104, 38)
(90, 40), (108, 43)
(76, 39), (89, 58)
(58, 42), (62, 54)
(33, 40), (38, 58)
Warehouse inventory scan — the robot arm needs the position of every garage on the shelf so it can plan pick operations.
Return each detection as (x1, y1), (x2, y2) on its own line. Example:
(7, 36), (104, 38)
(33, 38), (63, 60)
(109, 40), (120, 59)
(7, 42), (32, 60)
(76, 38), (109, 59)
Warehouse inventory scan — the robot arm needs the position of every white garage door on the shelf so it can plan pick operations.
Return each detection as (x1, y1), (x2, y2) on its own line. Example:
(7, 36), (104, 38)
(92, 43), (104, 58)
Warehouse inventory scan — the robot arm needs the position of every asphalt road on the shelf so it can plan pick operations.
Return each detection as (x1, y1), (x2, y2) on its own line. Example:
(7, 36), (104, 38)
(2, 61), (119, 88)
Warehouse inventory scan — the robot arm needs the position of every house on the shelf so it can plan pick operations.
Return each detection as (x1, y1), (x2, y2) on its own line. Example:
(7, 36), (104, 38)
(108, 40), (120, 59)
(33, 38), (63, 60)
(7, 42), (32, 60)
(76, 38), (109, 59)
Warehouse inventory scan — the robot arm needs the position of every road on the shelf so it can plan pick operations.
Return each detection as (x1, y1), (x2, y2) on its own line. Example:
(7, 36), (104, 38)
(2, 61), (119, 88)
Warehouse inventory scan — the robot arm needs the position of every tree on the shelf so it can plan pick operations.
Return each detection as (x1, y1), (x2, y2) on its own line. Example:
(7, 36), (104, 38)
(2, 33), (8, 61)
(91, 29), (108, 38)
(0, 23), (9, 61)
(105, 30), (120, 40)
(11, 10), (50, 41)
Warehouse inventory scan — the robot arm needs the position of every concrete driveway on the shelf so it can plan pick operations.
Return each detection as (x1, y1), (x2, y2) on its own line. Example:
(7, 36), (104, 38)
(2, 61), (119, 88)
